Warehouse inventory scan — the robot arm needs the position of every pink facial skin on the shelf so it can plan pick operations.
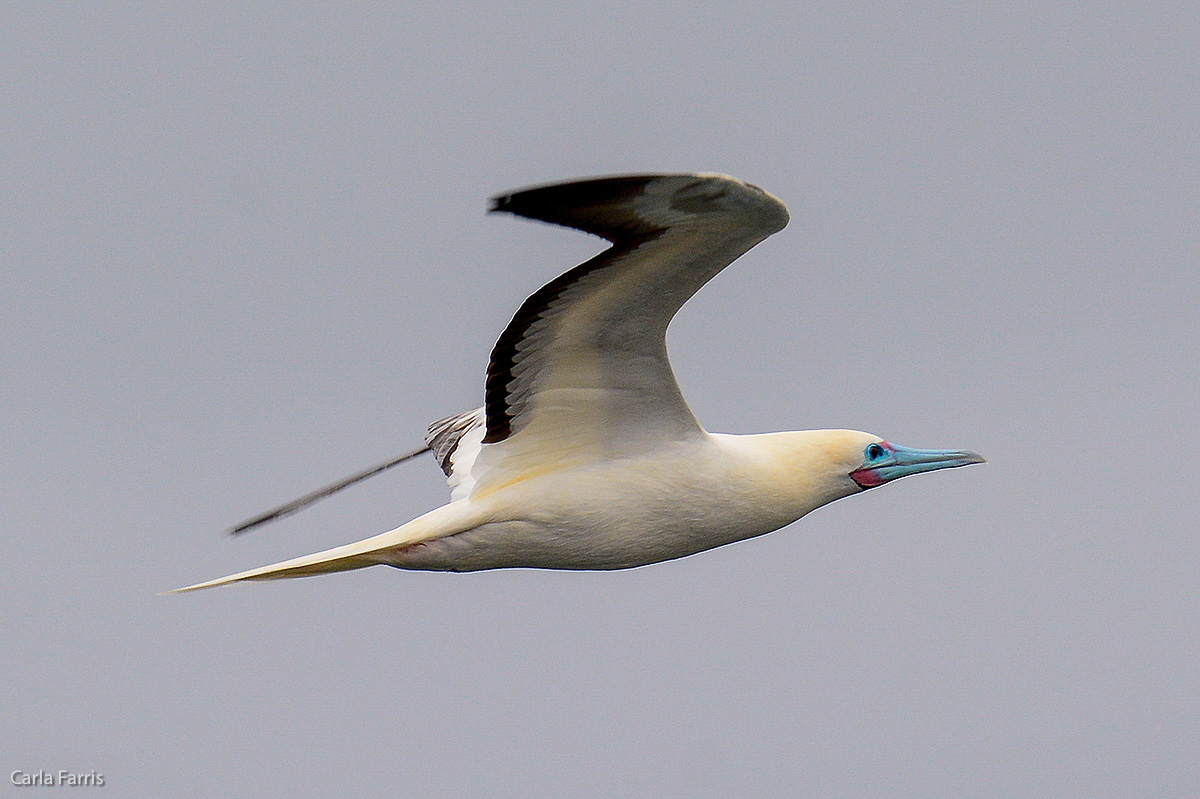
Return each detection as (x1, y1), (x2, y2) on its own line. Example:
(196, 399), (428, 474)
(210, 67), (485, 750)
(849, 466), (886, 489)
(848, 441), (893, 489)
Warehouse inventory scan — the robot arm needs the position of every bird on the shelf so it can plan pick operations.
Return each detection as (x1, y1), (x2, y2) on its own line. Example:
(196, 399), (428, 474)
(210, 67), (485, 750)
(171, 173), (983, 592)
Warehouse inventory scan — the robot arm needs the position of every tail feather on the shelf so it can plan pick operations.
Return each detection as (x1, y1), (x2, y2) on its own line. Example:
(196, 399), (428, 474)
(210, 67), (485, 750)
(167, 501), (476, 593)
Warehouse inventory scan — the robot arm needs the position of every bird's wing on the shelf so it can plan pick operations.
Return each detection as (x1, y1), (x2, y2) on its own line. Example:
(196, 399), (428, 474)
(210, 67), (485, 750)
(425, 406), (486, 501)
(470, 173), (789, 489)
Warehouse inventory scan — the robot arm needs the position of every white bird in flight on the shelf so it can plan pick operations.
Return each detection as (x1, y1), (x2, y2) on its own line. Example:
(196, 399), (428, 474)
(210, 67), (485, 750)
(173, 173), (983, 592)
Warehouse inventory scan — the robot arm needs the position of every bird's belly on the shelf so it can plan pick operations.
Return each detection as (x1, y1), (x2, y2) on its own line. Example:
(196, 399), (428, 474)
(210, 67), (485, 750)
(377, 517), (759, 572)
(375, 463), (802, 572)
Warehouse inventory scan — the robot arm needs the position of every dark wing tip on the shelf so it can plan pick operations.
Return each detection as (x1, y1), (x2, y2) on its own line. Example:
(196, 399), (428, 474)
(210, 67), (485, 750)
(229, 511), (286, 536)
(225, 446), (431, 536)
(488, 173), (789, 241)
(487, 174), (672, 242)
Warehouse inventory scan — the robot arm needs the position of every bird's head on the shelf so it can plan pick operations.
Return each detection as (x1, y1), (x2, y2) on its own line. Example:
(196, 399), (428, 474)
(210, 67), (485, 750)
(754, 429), (985, 515)
(837, 433), (986, 491)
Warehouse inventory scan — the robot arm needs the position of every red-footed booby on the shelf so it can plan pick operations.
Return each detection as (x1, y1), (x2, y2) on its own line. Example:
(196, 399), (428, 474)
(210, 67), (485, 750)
(172, 174), (983, 592)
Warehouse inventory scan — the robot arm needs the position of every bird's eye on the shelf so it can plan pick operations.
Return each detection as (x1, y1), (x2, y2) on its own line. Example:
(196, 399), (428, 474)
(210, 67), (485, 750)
(866, 443), (886, 461)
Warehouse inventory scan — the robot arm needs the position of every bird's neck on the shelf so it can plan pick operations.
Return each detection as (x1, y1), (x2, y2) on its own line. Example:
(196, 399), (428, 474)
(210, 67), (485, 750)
(709, 429), (865, 521)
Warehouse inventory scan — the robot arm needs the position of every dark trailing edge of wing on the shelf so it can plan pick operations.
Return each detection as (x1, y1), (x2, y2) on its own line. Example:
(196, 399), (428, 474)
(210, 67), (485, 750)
(484, 175), (671, 444)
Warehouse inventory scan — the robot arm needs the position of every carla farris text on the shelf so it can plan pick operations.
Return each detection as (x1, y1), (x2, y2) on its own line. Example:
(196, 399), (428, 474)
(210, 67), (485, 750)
(11, 770), (105, 787)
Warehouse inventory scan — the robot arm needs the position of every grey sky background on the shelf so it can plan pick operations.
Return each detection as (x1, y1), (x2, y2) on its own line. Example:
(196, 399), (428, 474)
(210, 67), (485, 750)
(3, 3), (1197, 797)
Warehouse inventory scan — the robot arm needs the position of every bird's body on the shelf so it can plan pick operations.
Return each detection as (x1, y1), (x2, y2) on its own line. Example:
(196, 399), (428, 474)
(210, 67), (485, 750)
(380, 430), (871, 572)
(174, 174), (982, 592)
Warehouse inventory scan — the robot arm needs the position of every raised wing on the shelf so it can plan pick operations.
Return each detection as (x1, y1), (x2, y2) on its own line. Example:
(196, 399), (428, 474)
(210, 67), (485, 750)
(479, 173), (788, 473)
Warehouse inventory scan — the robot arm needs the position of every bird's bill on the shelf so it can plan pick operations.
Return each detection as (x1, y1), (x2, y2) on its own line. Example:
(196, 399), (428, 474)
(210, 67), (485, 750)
(849, 444), (985, 489)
